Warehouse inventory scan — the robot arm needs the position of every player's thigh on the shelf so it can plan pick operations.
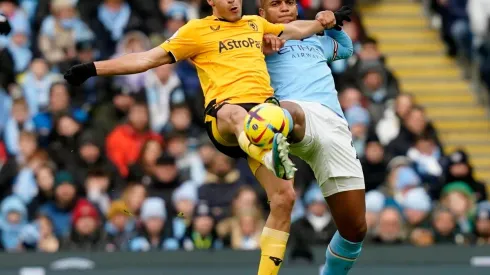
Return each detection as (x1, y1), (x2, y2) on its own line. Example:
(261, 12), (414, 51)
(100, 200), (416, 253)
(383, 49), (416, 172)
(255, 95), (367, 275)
(216, 104), (249, 140)
(249, 158), (295, 204)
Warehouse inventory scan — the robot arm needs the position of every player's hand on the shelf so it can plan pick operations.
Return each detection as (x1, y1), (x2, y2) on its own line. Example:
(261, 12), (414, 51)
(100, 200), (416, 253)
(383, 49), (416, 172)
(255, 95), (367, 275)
(315, 11), (336, 30)
(333, 6), (353, 31)
(64, 62), (97, 86)
(0, 14), (11, 35)
(263, 34), (285, 55)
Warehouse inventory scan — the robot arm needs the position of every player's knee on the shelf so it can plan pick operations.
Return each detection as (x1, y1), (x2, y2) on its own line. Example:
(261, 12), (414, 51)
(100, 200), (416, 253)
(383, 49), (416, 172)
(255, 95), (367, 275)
(270, 186), (296, 214)
(339, 216), (367, 243)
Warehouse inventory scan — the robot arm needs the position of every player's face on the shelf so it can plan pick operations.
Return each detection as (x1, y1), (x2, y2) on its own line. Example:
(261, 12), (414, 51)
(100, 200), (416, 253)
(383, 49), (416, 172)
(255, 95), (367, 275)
(260, 0), (297, 24)
(209, 0), (243, 22)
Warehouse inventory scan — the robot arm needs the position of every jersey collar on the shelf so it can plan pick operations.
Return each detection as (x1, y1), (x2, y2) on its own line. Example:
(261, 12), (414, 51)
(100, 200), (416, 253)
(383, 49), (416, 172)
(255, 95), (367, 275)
(210, 15), (242, 22)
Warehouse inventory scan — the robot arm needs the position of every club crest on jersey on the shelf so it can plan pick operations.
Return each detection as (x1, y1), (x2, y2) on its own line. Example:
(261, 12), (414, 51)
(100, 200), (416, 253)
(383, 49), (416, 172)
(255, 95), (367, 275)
(248, 20), (258, 31)
(210, 25), (220, 31)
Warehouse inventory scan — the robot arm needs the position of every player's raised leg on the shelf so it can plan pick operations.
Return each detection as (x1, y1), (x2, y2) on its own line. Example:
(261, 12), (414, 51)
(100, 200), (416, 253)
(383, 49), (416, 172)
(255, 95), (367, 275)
(250, 160), (296, 275)
(216, 104), (296, 179)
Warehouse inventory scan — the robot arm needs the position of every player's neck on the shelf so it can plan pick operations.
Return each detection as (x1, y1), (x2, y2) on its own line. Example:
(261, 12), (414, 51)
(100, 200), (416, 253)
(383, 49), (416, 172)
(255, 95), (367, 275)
(211, 12), (241, 22)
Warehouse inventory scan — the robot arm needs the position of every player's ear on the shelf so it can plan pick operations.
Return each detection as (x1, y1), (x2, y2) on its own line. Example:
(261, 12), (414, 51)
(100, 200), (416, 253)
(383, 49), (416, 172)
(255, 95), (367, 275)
(207, 0), (215, 7)
(259, 8), (265, 18)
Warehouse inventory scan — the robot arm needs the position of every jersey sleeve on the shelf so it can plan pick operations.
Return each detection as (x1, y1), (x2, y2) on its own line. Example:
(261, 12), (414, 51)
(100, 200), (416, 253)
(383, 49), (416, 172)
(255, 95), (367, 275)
(160, 20), (201, 62)
(320, 30), (354, 62)
(255, 16), (285, 36)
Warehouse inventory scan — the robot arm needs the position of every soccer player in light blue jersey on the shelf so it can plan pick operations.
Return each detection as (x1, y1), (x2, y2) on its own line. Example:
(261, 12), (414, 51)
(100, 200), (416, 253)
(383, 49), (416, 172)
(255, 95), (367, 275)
(260, 1), (366, 275)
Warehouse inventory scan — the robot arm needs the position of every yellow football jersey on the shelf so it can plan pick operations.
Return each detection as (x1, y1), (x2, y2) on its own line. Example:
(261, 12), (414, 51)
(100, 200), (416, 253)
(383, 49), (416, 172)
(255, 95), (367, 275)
(160, 15), (285, 107)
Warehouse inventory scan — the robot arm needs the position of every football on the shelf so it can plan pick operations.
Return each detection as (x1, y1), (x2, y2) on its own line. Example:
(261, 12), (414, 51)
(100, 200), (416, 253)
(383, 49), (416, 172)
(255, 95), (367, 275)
(243, 103), (291, 149)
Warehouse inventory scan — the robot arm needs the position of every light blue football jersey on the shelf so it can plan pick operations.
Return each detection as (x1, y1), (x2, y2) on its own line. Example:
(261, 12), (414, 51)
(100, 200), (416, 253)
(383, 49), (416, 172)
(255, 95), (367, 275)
(266, 30), (353, 118)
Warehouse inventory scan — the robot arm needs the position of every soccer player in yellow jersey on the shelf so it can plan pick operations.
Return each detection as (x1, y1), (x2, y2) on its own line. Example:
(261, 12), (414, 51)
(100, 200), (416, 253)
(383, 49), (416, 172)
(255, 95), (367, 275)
(64, 1), (337, 274)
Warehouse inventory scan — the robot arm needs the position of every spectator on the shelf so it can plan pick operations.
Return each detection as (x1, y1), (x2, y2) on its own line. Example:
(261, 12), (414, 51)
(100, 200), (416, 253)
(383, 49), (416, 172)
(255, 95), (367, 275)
(47, 112), (83, 170)
(407, 134), (443, 185)
(0, 141), (7, 164)
(198, 152), (243, 221)
(0, 131), (35, 200)
(12, 149), (51, 204)
(121, 183), (147, 217)
(20, 59), (60, 115)
(39, 170), (79, 238)
(345, 105), (371, 159)
(386, 106), (441, 158)
(171, 182), (198, 242)
(92, 90), (137, 136)
(139, 154), (183, 204)
(38, 0), (94, 67)
(217, 186), (264, 239)
(161, 2), (188, 41)
(4, 97), (34, 155)
(474, 202), (490, 245)
(162, 103), (201, 138)
(165, 132), (205, 184)
(468, 0), (490, 48)
(144, 63), (185, 133)
(442, 0), (473, 61)
(402, 188), (433, 231)
(0, 88), (12, 134)
(7, 24), (32, 74)
(357, 60), (400, 123)
(361, 141), (388, 192)
(290, 184), (336, 261)
(60, 199), (109, 251)
(365, 190), (385, 238)
(338, 86), (363, 112)
(27, 164), (55, 219)
(440, 150), (487, 202)
(228, 208), (264, 250)
(68, 129), (123, 192)
(197, 135), (217, 169)
(431, 205), (465, 244)
(376, 94), (415, 146)
(84, 170), (111, 215)
(0, 195), (28, 251)
(128, 139), (163, 182)
(19, 214), (59, 252)
(0, 0), (30, 47)
(33, 82), (88, 147)
(106, 102), (162, 177)
(440, 181), (476, 234)
(182, 202), (223, 251)
(129, 197), (178, 251)
(105, 200), (135, 251)
(90, 0), (144, 59)
(370, 207), (405, 245)
(392, 167), (424, 206)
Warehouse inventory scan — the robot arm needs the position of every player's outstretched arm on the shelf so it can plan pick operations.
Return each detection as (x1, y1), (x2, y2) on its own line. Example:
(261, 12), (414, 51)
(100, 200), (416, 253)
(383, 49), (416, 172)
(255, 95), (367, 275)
(280, 11), (336, 41)
(64, 46), (173, 86)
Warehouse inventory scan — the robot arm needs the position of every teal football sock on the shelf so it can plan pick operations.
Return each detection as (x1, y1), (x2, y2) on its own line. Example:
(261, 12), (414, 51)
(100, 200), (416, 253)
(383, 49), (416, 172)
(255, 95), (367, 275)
(323, 231), (363, 275)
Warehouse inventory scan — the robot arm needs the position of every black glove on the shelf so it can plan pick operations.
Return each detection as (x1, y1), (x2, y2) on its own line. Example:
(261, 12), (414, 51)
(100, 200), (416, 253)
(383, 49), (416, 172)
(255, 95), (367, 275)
(333, 6), (352, 31)
(0, 14), (11, 35)
(64, 62), (97, 86)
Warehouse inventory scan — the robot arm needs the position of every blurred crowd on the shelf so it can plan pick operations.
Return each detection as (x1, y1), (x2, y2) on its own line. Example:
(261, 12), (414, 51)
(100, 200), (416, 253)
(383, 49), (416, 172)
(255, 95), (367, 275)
(0, 0), (489, 260)
(427, 0), (490, 93)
